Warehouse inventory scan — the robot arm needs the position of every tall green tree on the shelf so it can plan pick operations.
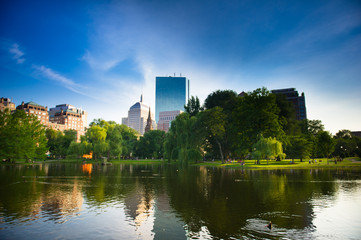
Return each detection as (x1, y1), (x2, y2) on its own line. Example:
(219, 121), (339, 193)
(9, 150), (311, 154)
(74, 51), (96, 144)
(203, 90), (238, 159)
(87, 124), (108, 160)
(0, 109), (48, 162)
(234, 87), (286, 155)
(135, 130), (166, 159)
(184, 96), (203, 117)
(317, 131), (335, 161)
(286, 136), (312, 163)
(199, 107), (227, 163)
(165, 113), (203, 164)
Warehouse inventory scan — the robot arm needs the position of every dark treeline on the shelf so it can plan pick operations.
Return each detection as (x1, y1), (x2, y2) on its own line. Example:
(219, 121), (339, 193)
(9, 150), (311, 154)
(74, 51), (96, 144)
(1, 87), (360, 163)
(164, 88), (361, 164)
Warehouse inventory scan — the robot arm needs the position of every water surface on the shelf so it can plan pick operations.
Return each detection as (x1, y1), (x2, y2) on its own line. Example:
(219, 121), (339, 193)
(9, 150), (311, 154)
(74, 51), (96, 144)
(0, 163), (360, 239)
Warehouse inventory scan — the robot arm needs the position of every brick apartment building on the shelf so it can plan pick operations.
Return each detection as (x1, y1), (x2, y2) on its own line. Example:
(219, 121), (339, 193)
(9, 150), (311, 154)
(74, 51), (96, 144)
(16, 101), (49, 125)
(0, 97), (16, 112)
(12, 100), (87, 142)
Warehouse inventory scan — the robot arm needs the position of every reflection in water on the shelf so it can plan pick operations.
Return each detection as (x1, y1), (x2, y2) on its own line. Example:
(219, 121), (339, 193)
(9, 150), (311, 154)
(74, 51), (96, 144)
(39, 180), (83, 223)
(124, 186), (155, 239)
(0, 164), (361, 239)
(82, 163), (93, 175)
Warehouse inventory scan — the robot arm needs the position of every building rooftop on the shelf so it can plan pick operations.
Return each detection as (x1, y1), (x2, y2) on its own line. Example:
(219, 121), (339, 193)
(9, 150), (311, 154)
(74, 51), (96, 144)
(25, 101), (45, 108)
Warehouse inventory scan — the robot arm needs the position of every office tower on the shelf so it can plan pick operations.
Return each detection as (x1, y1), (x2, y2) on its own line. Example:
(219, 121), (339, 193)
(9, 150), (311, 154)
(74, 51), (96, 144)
(157, 110), (183, 133)
(123, 95), (156, 135)
(155, 76), (189, 123)
(271, 88), (307, 120)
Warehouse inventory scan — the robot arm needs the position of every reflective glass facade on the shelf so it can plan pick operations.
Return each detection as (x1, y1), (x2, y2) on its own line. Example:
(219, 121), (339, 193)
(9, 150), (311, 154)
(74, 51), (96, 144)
(155, 77), (189, 123)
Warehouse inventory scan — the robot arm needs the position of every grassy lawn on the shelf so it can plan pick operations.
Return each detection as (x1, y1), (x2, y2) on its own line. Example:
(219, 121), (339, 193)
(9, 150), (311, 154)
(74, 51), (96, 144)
(193, 157), (361, 169)
(3, 158), (361, 170)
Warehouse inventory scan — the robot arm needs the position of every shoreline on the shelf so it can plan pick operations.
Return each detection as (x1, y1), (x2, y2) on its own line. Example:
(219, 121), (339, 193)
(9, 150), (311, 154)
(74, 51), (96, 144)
(2, 158), (361, 170)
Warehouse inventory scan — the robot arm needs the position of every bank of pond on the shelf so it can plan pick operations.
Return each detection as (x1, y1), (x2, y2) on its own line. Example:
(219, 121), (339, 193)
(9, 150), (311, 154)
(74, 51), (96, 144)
(3, 157), (361, 170)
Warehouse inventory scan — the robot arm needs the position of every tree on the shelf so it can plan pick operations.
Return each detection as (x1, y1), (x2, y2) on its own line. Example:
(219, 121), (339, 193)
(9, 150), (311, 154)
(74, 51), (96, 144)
(300, 119), (324, 135)
(165, 113), (203, 164)
(203, 90), (238, 159)
(87, 125), (107, 160)
(0, 109), (48, 162)
(184, 96), (203, 117)
(235, 87), (286, 155)
(135, 130), (166, 159)
(251, 135), (285, 164)
(118, 124), (138, 158)
(286, 136), (312, 163)
(105, 123), (123, 160)
(199, 107), (227, 163)
(317, 131), (335, 161)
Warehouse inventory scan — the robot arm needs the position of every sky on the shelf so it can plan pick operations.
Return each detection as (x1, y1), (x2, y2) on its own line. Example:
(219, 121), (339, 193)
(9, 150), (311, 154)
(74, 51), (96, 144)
(1, 0), (360, 134)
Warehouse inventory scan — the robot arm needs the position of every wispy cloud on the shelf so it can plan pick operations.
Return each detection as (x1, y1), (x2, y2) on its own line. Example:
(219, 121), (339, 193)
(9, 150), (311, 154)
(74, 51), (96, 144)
(9, 43), (25, 64)
(32, 65), (84, 94)
(82, 50), (121, 71)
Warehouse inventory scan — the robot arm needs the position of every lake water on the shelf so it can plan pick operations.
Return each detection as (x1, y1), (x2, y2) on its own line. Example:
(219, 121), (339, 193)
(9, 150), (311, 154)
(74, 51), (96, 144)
(0, 163), (361, 239)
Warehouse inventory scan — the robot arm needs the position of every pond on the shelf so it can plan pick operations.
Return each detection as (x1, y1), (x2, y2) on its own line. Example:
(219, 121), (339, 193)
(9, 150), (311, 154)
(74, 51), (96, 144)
(0, 163), (361, 239)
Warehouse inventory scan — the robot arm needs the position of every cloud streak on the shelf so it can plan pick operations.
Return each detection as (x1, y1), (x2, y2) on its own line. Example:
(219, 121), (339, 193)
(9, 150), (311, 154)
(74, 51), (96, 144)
(32, 64), (84, 94)
(9, 43), (25, 64)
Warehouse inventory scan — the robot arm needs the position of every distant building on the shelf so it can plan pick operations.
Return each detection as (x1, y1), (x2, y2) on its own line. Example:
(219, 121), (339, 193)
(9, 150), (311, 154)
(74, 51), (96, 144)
(351, 131), (361, 138)
(49, 104), (88, 130)
(16, 101), (49, 125)
(271, 88), (307, 120)
(157, 110), (183, 133)
(155, 76), (189, 124)
(238, 91), (247, 97)
(0, 97), (16, 112)
(144, 107), (153, 133)
(123, 95), (156, 135)
(48, 104), (87, 141)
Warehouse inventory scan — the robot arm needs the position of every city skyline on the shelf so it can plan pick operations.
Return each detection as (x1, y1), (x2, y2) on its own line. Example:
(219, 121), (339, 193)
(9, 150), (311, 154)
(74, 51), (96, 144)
(1, 0), (361, 134)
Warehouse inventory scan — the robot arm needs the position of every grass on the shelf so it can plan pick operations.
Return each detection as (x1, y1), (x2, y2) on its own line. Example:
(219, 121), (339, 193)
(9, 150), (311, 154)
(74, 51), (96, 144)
(193, 157), (361, 169)
(3, 157), (361, 170)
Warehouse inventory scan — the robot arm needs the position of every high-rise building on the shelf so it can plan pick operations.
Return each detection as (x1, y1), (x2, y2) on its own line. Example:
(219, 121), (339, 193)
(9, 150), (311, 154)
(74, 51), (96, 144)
(122, 95), (156, 135)
(157, 110), (183, 133)
(271, 88), (307, 120)
(155, 76), (189, 123)
(0, 97), (16, 112)
(16, 101), (49, 125)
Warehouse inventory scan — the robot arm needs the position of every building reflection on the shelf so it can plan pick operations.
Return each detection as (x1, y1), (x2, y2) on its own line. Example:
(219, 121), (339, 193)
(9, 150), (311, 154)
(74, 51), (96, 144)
(23, 178), (84, 223)
(124, 183), (155, 239)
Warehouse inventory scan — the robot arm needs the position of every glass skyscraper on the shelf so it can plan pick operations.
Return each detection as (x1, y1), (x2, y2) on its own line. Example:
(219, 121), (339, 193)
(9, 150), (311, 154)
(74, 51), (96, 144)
(155, 76), (189, 123)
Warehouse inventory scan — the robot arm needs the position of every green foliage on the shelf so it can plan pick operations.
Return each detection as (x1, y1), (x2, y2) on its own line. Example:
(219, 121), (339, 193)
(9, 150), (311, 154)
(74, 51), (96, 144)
(199, 107), (227, 163)
(135, 130), (166, 159)
(203, 90), (238, 160)
(316, 131), (335, 159)
(286, 136), (312, 162)
(0, 109), (48, 162)
(45, 129), (77, 159)
(184, 96), (203, 117)
(235, 87), (286, 155)
(251, 135), (285, 164)
(165, 113), (203, 164)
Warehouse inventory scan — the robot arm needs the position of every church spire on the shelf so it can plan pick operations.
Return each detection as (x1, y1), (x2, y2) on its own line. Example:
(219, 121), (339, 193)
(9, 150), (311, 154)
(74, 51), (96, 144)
(145, 107), (153, 133)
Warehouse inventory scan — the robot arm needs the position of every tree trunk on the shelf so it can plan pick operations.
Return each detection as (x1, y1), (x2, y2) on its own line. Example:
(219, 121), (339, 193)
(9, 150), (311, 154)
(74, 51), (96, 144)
(216, 140), (224, 163)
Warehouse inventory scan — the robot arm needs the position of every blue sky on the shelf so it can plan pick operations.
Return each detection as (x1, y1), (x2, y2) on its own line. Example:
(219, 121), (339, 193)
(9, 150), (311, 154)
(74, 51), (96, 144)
(1, 0), (360, 134)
